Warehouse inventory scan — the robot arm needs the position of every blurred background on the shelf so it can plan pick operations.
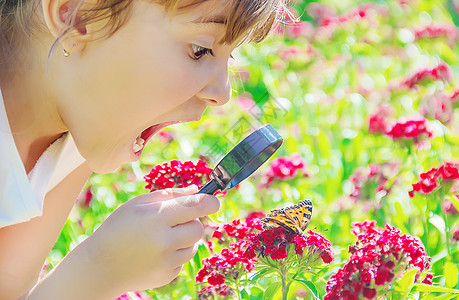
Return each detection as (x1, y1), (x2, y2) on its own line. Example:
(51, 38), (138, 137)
(47, 0), (459, 299)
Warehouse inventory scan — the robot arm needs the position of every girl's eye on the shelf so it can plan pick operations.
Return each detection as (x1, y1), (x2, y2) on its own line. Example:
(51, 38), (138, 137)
(191, 44), (214, 60)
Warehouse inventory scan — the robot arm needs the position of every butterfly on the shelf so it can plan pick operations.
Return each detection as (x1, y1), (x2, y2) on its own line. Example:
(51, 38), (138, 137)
(261, 200), (313, 236)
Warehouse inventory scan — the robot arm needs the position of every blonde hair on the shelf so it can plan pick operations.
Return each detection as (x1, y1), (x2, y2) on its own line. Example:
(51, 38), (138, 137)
(0, 0), (287, 66)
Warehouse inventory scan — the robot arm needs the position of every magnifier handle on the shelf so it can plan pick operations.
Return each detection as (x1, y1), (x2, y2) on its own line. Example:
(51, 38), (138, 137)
(197, 180), (220, 195)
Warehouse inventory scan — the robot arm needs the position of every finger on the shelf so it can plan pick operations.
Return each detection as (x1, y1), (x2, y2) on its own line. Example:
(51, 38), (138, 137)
(164, 193), (221, 226)
(171, 245), (198, 268)
(170, 218), (204, 249)
(131, 185), (199, 204)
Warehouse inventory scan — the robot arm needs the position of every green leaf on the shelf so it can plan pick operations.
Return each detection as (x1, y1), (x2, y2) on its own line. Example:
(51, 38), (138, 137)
(249, 286), (264, 300)
(250, 268), (277, 284)
(393, 269), (418, 300)
(241, 288), (249, 300)
(414, 283), (459, 294)
(263, 282), (281, 300)
(432, 294), (459, 300)
(293, 278), (319, 299)
(444, 261), (459, 288)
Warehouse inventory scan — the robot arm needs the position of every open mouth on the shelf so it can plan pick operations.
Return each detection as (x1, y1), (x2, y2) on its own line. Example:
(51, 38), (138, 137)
(132, 122), (178, 154)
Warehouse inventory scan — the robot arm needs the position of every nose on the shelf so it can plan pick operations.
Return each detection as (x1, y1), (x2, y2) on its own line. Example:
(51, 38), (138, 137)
(197, 62), (232, 106)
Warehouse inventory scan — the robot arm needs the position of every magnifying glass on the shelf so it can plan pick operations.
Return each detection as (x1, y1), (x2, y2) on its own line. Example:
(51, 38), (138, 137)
(198, 124), (283, 195)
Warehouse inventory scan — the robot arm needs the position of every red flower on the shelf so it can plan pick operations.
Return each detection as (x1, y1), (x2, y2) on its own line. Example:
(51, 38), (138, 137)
(385, 119), (433, 141)
(409, 162), (459, 197)
(324, 222), (431, 300)
(422, 273), (433, 285)
(400, 62), (452, 89)
(362, 287), (377, 299)
(143, 160), (226, 195)
(270, 245), (288, 260)
(77, 186), (93, 208)
(260, 154), (309, 188)
(208, 273), (225, 286)
(368, 114), (388, 134)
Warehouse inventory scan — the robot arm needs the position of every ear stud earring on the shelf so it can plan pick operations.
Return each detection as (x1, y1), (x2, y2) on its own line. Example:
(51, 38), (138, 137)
(63, 49), (70, 57)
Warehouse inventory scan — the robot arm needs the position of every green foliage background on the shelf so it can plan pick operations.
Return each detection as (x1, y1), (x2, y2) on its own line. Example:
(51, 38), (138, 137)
(49, 0), (459, 299)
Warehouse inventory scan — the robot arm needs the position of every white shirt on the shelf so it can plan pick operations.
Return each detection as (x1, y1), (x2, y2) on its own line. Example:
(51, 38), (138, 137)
(0, 90), (85, 228)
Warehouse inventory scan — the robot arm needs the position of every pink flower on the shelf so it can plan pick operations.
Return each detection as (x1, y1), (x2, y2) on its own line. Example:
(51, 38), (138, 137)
(452, 224), (459, 242)
(349, 164), (391, 201)
(260, 154), (309, 188)
(324, 222), (431, 300)
(419, 91), (453, 125)
(158, 131), (173, 143)
(115, 292), (151, 300)
(413, 24), (458, 41)
(368, 114), (389, 134)
(237, 96), (256, 111)
(442, 201), (459, 214)
(77, 186), (93, 208)
(400, 62), (452, 89)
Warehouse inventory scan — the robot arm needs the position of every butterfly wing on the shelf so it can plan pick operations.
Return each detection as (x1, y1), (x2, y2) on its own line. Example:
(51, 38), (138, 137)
(261, 208), (298, 234)
(261, 200), (313, 235)
(282, 200), (313, 233)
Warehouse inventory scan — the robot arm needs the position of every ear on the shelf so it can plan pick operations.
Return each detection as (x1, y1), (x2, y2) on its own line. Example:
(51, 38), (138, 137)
(42, 0), (88, 54)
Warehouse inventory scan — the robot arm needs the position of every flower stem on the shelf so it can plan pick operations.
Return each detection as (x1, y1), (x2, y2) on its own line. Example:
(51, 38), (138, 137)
(441, 206), (453, 259)
(422, 196), (430, 254)
(280, 267), (289, 300)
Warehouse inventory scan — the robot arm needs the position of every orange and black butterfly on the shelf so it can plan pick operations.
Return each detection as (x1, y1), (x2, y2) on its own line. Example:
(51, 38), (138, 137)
(261, 200), (313, 236)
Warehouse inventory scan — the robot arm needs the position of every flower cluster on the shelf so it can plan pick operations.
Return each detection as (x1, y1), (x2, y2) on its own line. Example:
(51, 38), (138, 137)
(197, 214), (264, 299)
(369, 115), (433, 143)
(385, 119), (433, 141)
(196, 240), (255, 299)
(419, 91), (453, 125)
(400, 62), (452, 89)
(368, 114), (389, 135)
(409, 162), (459, 197)
(198, 285), (233, 299)
(212, 215), (263, 244)
(244, 226), (334, 266)
(413, 24), (457, 41)
(349, 164), (391, 201)
(197, 240), (255, 284)
(324, 221), (431, 300)
(144, 160), (212, 191)
(260, 154), (309, 188)
(317, 3), (388, 28)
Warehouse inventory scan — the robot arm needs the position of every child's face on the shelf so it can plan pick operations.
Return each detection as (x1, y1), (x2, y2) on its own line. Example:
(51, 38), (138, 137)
(56, 0), (237, 173)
